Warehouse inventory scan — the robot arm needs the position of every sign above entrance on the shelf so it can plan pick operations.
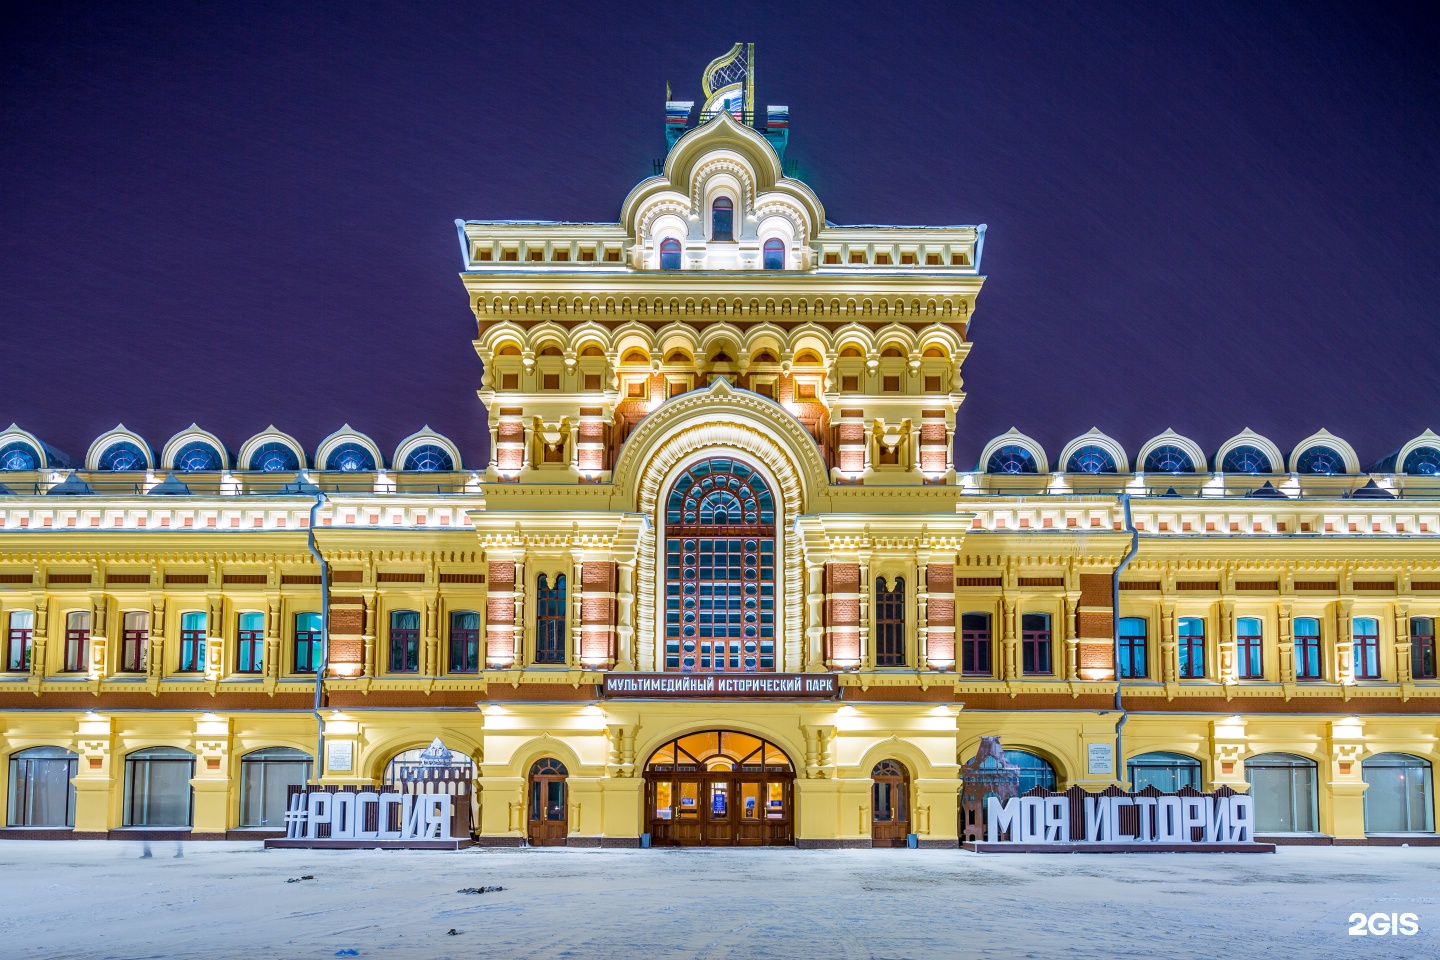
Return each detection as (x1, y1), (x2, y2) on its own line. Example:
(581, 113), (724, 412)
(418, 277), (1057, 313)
(602, 673), (838, 699)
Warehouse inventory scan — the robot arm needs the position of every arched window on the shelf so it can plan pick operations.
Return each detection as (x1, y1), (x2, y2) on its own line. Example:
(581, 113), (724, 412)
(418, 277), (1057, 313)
(875, 577), (906, 667)
(388, 610), (419, 673)
(1353, 616), (1380, 680)
(1004, 750), (1057, 794)
(120, 611), (149, 673)
(123, 747), (195, 827)
(1142, 445), (1195, 473)
(1402, 446), (1440, 476)
(1128, 751), (1202, 792)
(1236, 617), (1264, 679)
(449, 610), (480, 673)
(665, 458), (776, 672)
(1412, 617), (1437, 680)
(173, 440), (222, 472)
(294, 612), (321, 674)
(236, 611), (264, 674)
(711, 197), (734, 241)
(1296, 445), (1345, 475)
(63, 610), (91, 673)
(1021, 612), (1051, 675)
(1221, 444), (1272, 474)
(0, 440), (39, 471)
(7, 746), (77, 827)
(660, 238), (682, 270)
(1118, 617), (1148, 678)
(6, 610), (34, 673)
(985, 445), (1038, 474)
(179, 611), (206, 672)
(960, 612), (991, 676)
(325, 442), (376, 472)
(1178, 616), (1205, 679)
(239, 747), (312, 828)
(1065, 445), (1116, 474)
(1294, 617), (1322, 680)
(249, 442), (301, 473)
(1245, 753), (1318, 834)
(402, 444), (454, 472)
(1362, 754), (1434, 834)
(383, 741), (472, 788)
(98, 440), (148, 472)
(535, 575), (567, 664)
(762, 238), (785, 270)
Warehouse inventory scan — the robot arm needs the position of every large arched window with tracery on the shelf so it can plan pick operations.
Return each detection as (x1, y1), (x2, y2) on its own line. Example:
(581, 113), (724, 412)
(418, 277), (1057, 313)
(665, 458), (776, 672)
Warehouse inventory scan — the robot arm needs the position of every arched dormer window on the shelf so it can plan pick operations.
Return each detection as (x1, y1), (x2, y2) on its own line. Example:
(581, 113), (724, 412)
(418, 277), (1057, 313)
(403, 444), (454, 472)
(0, 440), (39, 471)
(763, 238), (785, 270)
(986, 445), (1038, 474)
(97, 441), (148, 472)
(1295, 445), (1344, 475)
(1065, 445), (1117, 475)
(173, 440), (223, 473)
(326, 442), (375, 473)
(712, 197), (734, 241)
(1221, 444), (1272, 475)
(660, 238), (682, 271)
(1142, 445), (1195, 474)
(1403, 446), (1440, 476)
(249, 442), (300, 473)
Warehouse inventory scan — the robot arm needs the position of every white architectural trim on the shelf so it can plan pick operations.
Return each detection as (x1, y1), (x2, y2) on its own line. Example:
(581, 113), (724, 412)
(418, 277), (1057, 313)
(0, 424), (47, 470)
(977, 428), (1049, 474)
(160, 424), (230, 472)
(1394, 428), (1440, 475)
(1135, 429), (1205, 474)
(85, 424), (153, 472)
(315, 425), (384, 472)
(1287, 428), (1359, 475)
(1215, 429), (1283, 474)
(1056, 428), (1130, 474)
(393, 427), (463, 472)
(237, 426), (308, 472)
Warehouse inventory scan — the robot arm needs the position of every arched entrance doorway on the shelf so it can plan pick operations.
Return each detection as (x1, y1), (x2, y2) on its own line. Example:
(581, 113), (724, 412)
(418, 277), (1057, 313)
(644, 731), (793, 846)
(870, 759), (910, 847)
(527, 758), (569, 846)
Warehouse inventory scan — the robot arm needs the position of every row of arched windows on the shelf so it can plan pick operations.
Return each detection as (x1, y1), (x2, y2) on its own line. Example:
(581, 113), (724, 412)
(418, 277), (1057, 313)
(982, 431), (1440, 477)
(659, 235), (786, 271)
(0, 429), (463, 474)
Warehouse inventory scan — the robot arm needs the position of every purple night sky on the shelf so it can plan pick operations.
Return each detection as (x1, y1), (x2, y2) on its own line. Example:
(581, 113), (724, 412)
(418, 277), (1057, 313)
(2, 1), (1437, 470)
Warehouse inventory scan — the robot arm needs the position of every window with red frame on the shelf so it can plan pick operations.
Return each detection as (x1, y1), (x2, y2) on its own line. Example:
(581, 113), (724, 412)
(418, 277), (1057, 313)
(1294, 617), (1322, 680)
(5, 610), (34, 672)
(960, 612), (991, 676)
(63, 611), (91, 673)
(236, 611), (264, 674)
(120, 611), (149, 673)
(1353, 617), (1380, 680)
(449, 610), (480, 673)
(1236, 617), (1264, 679)
(1412, 617), (1437, 680)
(1021, 613), (1052, 675)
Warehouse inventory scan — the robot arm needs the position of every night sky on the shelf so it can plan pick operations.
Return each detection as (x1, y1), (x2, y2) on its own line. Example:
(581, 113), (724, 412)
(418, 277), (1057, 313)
(3, 1), (1437, 471)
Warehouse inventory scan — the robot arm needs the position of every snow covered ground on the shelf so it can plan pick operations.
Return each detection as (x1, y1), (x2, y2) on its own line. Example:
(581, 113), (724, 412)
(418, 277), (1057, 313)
(1, 841), (1436, 960)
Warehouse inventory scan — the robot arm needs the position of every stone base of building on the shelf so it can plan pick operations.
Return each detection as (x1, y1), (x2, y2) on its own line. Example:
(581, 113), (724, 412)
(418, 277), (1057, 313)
(962, 841), (1276, 854)
(795, 838), (873, 849)
(473, 835), (525, 847)
(263, 838), (474, 850)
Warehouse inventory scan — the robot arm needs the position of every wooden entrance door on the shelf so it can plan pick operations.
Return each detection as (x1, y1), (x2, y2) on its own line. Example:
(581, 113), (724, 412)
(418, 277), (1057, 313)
(527, 758), (568, 846)
(644, 731), (795, 846)
(871, 759), (910, 847)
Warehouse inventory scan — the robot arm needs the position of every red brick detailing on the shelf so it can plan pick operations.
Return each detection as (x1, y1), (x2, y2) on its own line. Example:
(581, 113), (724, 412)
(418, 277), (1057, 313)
(1078, 611), (1113, 638)
(824, 563), (861, 663)
(329, 608), (364, 634)
(577, 418), (607, 472)
(496, 419), (525, 471)
(328, 638), (363, 664)
(926, 563), (956, 665)
(488, 562), (515, 590)
(582, 562), (617, 591)
(919, 417), (948, 473)
(1078, 574), (1111, 606)
(1080, 642), (1115, 671)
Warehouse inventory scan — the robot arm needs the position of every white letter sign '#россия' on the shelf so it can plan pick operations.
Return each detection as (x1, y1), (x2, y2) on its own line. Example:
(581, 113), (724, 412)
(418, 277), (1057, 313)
(283, 791), (453, 842)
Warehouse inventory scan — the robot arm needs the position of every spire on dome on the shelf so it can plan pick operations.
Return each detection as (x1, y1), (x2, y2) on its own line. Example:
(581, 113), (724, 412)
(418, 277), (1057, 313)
(663, 43), (790, 164)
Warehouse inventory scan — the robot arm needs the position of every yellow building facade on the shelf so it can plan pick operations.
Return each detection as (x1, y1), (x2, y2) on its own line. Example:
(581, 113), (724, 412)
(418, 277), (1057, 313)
(2, 48), (1438, 847)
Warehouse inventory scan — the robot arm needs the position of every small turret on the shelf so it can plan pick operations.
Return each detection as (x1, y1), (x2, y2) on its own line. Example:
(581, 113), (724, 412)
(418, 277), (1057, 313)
(664, 43), (789, 163)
